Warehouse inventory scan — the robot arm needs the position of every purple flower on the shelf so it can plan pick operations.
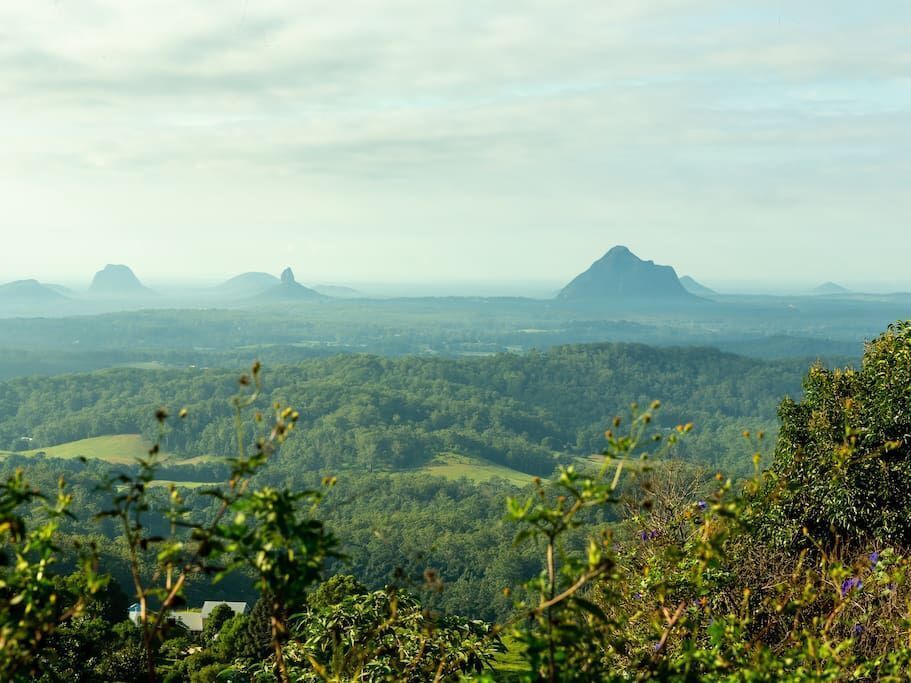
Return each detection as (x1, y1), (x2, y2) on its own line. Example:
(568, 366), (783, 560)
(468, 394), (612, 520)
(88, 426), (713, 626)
(633, 592), (642, 600)
(853, 623), (864, 635)
(869, 551), (880, 566)
(697, 500), (708, 511)
(652, 641), (664, 652)
(638, 531), (649, 541)
(841, 577), (862, 597)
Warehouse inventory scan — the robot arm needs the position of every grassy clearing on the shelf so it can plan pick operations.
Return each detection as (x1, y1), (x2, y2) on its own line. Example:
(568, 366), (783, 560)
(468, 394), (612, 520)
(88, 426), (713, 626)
(2, 438), (536, 489)
(116, 361), (169, 370)
(145, 480), (217, 489)
(417, 453), (535, 487)
(13, 434), (158, 464)
(493, 635), (530, 674)
(172, 454), (221, 465)
(0, 434), (224, 467)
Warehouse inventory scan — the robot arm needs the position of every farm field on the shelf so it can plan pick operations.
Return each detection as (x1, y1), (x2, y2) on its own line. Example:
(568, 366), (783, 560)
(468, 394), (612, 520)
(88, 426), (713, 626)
(1, 436), (536, 488)
(4, 434), (157, 464)
(145, 480), (214, 489)
(414, 453), (535, 487)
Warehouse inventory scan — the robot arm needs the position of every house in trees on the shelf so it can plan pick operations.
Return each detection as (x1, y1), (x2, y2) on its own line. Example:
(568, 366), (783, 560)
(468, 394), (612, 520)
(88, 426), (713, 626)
(127, 600), (248, 632)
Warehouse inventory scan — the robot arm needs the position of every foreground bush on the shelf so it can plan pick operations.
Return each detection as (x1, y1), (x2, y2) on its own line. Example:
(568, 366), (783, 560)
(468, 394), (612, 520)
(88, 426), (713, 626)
(491, 322), (911, 681)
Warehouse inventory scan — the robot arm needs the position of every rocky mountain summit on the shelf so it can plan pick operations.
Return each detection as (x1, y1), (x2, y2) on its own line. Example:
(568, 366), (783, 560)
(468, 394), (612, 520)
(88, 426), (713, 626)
(558, 246), (694, 301)
(89, 264), (151, 295)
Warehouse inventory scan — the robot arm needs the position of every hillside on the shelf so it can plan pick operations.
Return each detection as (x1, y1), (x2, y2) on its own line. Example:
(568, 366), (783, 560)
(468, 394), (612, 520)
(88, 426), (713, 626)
(0, 343), (808, 476)
(680, 275), (717, 296)
(216, 271), (280, 297)
(256, 267), (324, 301)
(312, 284), (363, 298)
(0, 279), (68, 304)
(5, 434), (156, 464)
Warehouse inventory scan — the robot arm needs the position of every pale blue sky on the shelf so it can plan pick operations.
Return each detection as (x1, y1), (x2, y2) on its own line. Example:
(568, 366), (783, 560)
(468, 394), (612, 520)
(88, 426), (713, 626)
(0, 0), (908, 290)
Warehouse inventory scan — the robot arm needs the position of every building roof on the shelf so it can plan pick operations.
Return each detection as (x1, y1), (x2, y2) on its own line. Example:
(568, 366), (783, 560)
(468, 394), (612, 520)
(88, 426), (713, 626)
(201, 601), (248, 618)
(170, 611), (204, 632)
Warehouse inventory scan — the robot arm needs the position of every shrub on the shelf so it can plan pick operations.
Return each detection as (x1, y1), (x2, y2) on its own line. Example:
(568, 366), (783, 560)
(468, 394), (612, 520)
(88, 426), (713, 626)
(761, 321), (911, 547)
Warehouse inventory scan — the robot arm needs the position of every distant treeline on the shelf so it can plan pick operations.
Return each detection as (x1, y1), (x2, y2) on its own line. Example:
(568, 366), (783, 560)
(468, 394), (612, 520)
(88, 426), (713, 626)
(0, 301), (870, 382)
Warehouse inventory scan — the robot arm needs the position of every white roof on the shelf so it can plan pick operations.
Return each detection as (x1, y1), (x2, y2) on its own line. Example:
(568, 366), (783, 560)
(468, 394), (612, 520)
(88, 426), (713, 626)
(170, 611), (204, 631)
(201, 601), (248, 618)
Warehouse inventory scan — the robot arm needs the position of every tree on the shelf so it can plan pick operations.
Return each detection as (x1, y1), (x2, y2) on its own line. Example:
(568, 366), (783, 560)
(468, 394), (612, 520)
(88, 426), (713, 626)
(240, 597), (272, 661)
(201, 603), (235, 645)
(761, 321), (911, 547)
(280, 580), (502, 681)
(0, 470), (104, 679)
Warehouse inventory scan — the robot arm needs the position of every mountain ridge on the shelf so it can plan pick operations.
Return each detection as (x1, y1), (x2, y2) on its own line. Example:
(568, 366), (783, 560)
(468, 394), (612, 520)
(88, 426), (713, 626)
(217, 272), (281, 297)
(0, 279), (69, 304)
(680, 275), (717, 296)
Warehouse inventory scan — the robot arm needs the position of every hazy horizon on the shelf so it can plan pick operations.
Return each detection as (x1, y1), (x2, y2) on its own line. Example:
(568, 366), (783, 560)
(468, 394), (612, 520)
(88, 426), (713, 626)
(10, 266), (911, 298)
(1, 1), (908, 285)
(5, 247), (911, 298)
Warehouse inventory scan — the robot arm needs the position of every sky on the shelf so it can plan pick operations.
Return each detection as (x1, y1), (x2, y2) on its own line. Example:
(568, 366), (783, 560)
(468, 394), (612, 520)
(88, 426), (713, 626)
(0, 0), (909, 291)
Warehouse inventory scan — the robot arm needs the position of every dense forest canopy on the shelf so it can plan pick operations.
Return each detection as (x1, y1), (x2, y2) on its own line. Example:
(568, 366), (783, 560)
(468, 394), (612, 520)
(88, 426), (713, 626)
(0, 343), (809, 475)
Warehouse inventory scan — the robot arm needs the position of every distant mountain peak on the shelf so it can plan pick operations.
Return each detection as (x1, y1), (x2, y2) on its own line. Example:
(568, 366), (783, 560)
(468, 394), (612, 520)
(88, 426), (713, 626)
(256, 267), (324, 302)
(558, 247), (695, 301)
(89, 264), (150, 295)
(605, 245), (633, 256)
(812, 281), (850, 295)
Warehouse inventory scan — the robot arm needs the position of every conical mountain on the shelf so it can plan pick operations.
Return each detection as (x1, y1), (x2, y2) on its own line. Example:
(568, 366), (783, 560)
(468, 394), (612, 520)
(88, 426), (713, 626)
(558, 246), (694, 301)
(256, 267), (324, 301)
(812, 281), (850, 296)
(89, 264), (151, 295)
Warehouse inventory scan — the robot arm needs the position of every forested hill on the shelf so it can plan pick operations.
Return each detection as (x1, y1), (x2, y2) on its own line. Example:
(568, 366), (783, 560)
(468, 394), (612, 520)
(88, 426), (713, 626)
(0, 343), (813, 476)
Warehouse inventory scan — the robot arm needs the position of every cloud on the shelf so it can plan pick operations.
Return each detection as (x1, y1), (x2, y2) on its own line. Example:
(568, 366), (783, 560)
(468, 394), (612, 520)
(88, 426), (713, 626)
(0, 0), (908, 283)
